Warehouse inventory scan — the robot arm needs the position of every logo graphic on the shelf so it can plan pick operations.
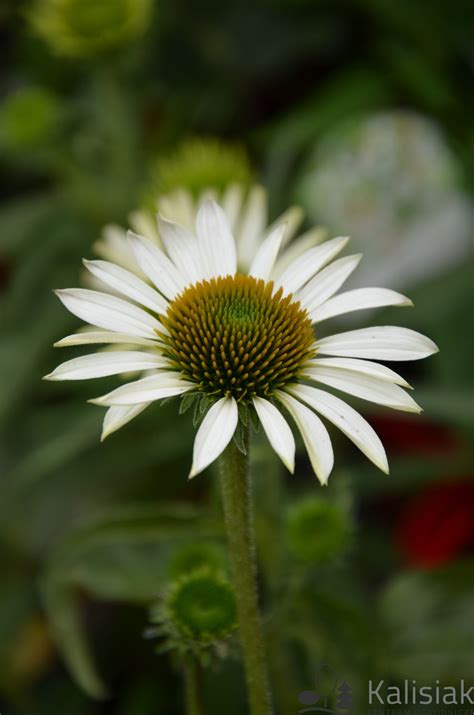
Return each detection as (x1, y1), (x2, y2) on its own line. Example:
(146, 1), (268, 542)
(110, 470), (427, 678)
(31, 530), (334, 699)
(298, 663), (352, 714)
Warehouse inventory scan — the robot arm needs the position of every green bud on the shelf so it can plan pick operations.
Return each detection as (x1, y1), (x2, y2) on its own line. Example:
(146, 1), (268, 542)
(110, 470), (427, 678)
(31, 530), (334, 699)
(0, 87), (60, 151)
(29, 0), (153, 58)
(149, 137), (254, 200)
(286, 497), (350, 563)
(149, 570), (237, 655)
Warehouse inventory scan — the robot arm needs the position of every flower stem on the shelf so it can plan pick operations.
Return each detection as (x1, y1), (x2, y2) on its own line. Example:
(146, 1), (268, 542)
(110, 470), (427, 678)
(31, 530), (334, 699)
(218, 434), (273, 715)
(183, 656), (204, 715)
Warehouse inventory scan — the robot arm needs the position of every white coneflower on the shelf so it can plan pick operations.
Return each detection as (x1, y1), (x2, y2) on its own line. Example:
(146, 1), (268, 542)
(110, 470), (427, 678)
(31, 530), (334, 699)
(46, 199), (438, 485)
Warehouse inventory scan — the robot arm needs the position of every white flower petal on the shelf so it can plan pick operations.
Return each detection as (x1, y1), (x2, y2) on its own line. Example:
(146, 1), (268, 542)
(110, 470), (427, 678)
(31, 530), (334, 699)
(157, 215), (203, 284)
(275, 236), (350, 297)
(195, 200), (237, 279)
(298, 254), (362, 313)
(91, 372), (194, 406)
(276, 391), (333, 485)
(221, 183), (244, 232)
(54, 330), (158, 348)
(129, 209), (160, 244)
(44, 351), (169, 381)
(253, 396), (295, 472)
(189, 397), (238, 478)
(317, 326), (439, 361)
(248, 223), (285, 281)
(303, 365), (422, 412)
(128, 231), (186, 300)
(101, 403), (151, 441)
(83, 260), (168, 314)
(269, 205), (304, 248)
(55, 289), (161, 339)
(287, 384), (388, 474)
(236, 185), (268, 269)
(158, 189), (195, 230)
(310, 288), (413, 323)
(198, 188), (218, 203)
(93, 224), (141, 274)
(306, 357), (411, 387)
(272, 227), (326, 278)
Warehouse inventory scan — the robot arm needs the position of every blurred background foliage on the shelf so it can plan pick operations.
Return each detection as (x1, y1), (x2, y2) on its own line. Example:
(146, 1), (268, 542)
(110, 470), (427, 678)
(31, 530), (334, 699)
(0, 0), (473, 713)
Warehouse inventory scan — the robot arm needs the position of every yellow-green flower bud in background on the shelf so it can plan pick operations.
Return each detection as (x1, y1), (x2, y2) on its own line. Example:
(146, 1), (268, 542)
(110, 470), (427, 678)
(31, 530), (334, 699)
(28, 0), (153, 58)
(149, 137), (255, 202)
(285, 496), (350, 564)
(0, 86), (61, 153)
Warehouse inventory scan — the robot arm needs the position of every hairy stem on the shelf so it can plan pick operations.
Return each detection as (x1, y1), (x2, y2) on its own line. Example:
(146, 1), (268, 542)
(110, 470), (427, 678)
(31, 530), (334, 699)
(183, 656), (204, 715)
(218, 435), (273, 715)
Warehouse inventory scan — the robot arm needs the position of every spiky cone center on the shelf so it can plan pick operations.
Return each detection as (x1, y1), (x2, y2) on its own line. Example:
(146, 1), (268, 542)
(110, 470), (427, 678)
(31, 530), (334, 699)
(159, 274), (316, 401)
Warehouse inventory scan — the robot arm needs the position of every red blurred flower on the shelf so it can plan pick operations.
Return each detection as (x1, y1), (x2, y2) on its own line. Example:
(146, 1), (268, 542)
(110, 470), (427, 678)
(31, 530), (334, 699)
(396, 479), (474, 568)
(371, 414), (461, 456)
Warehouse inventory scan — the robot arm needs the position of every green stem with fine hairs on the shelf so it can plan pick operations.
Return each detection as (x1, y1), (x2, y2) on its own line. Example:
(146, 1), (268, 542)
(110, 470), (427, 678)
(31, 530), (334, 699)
(218, 433), (273, 715)
(183, 656), (204, 715)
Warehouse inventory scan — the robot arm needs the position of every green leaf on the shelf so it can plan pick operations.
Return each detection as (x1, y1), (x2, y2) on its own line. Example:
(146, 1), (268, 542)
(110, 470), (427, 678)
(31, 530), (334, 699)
(41, 504), (222, 699)
(379, 563), (474, 680)
(41, 579), (108, 700)
(0, 193), (57, 253)
(7, 408), (102, 489)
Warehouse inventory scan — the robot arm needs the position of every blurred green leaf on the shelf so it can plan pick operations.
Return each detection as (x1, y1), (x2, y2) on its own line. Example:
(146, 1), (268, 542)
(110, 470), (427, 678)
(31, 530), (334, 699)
(6, 407), (102, 489)
(0, 193), (57, 253)
(41, 579), (107, 700)
(379, 563), (474, 680)
(41, 504), (222, 698)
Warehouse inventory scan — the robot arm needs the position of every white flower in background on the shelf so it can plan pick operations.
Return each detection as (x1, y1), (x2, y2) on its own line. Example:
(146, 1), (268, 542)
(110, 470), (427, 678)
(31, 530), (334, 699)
(46, 199), (438, 483)
(296, 111), (473, 291)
